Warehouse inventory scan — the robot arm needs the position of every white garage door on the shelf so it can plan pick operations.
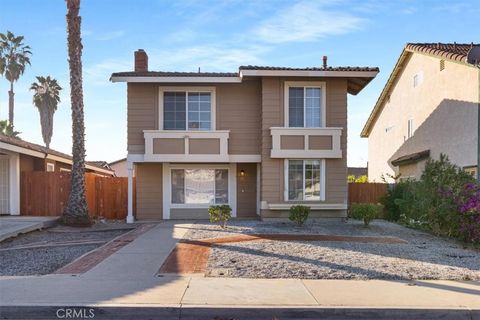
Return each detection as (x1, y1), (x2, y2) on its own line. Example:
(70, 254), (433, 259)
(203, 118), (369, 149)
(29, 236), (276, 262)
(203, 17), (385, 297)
(0, 157), (9, 214)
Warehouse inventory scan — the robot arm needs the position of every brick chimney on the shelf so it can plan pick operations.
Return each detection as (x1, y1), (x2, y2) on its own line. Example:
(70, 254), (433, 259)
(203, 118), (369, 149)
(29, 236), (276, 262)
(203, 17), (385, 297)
(134, 49), (148, 72)
(322, 56), (328, 68)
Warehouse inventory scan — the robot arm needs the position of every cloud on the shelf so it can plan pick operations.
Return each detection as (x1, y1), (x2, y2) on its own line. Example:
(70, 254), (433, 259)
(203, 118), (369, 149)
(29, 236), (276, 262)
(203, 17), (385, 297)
(254, 1), (366, 44)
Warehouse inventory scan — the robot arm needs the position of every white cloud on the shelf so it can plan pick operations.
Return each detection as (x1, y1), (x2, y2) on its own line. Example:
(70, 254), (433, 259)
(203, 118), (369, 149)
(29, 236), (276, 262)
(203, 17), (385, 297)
(254, 0), (366, 44)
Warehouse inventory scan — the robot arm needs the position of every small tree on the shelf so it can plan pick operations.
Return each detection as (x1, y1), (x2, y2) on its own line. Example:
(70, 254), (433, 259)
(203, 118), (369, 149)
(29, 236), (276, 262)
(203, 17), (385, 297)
(0, 120), (20, 138)
(0, 31), (32, 126)
(31, 76), (62, 148)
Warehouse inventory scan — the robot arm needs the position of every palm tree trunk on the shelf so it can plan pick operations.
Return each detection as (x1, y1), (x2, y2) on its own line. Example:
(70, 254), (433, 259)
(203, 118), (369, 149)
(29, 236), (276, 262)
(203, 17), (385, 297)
(8, 81), (14, 125)
(63, 0), (90, 226)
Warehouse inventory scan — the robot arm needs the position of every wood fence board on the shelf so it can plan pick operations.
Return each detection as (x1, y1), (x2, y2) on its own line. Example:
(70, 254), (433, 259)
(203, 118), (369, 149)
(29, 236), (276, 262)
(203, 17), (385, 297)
(348, 183), (388, 204)
(20, 172), (130, 219)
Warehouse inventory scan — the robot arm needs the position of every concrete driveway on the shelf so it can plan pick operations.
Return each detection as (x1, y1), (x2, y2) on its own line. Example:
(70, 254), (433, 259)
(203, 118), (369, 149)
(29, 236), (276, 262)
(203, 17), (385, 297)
(0, 216), (59, 242)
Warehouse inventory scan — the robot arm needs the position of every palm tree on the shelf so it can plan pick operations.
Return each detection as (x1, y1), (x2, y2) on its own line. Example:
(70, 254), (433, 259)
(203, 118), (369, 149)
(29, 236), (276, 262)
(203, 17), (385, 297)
(0, 31), (32, 126)
(63, 0), (90, 226)
(30, 76), (62, 149)
(0, 120), (21, 138)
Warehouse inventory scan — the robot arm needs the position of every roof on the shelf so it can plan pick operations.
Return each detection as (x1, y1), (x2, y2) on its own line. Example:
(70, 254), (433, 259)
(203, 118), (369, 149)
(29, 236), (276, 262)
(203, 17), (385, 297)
(111, 65), (379, 95)
(361, 42), (480, 137)
(0, 134), (114, 174)
(391, 150), (430, 167)
(109, 158), (126, 165)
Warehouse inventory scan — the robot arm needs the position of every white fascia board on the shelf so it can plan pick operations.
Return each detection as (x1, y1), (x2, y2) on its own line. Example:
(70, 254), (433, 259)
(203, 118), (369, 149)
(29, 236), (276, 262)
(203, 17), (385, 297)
(0, 142), (45, 158)
(111, 76), (243, 83)
(45, 154), (114, 175)
(240, 70), (378, 78)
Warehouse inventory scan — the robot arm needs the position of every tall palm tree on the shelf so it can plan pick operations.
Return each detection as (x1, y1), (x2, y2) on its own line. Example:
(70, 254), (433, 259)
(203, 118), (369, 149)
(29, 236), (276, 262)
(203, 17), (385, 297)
(0, 120), (21, 138)
(0, 31), (32, 125)
(63, 0), (90, 226)
(30, 76), (62, 149)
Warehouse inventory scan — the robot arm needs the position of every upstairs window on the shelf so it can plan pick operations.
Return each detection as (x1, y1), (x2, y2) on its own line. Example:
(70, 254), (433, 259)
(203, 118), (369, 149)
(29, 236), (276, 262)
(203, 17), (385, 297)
(413, 72), (423, 88)
(162, 89), (213, 131)
(407, 119), (414, 138)
(286, 82), (325, 128)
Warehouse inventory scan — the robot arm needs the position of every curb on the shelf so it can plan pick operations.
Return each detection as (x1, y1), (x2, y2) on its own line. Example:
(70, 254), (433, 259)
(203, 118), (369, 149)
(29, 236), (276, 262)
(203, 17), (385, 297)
(0, 306), (478, 320)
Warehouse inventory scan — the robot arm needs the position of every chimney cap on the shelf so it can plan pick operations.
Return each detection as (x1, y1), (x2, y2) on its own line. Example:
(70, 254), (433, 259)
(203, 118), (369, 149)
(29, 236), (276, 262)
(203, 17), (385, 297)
(322, 55), (328, 68)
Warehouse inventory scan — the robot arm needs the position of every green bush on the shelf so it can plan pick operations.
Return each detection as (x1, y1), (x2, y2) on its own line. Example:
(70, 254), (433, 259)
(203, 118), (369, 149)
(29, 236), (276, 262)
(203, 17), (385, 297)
(349, 203), (383, 226)
(380, 154), (475, 239)
(208, 204), (232, 228)
(289, 205), (310, 226)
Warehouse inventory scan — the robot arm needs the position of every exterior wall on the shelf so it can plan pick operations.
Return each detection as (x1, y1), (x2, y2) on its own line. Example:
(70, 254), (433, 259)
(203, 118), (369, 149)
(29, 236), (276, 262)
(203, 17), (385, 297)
(135, 163), (163, 220)
(127, 80), (262, 156)
(260, 77), (348, 218)
(110, 160), (129, 177)
(368, 54), (479, 182)
(236, 163), (257, 218)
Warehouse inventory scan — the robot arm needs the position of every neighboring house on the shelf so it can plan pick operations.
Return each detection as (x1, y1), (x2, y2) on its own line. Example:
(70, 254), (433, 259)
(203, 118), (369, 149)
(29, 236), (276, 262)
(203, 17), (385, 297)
(111, 50), (378, 222)
(361, 43), (480, 182)
(109, 158), (130, 177)
(0, 134), (114, 215)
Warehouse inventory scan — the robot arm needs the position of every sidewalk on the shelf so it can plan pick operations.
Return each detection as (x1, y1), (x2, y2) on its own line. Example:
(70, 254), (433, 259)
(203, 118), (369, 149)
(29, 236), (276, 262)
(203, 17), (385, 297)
(0, 221), (479, 319)
(0, 216), (59, 242)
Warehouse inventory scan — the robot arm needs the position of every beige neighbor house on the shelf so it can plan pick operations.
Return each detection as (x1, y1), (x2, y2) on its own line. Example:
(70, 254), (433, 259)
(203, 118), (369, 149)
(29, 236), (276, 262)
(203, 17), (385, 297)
(362, 43), (480, 182)
(111, 50), (378, 222)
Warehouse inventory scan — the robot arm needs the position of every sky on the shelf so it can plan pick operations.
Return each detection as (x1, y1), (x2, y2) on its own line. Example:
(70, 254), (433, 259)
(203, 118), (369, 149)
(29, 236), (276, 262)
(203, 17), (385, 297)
(0, 0), (478, 166)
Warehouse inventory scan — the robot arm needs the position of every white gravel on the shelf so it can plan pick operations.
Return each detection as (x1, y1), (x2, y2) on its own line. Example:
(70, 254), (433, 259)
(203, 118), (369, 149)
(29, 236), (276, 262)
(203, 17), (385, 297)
(183, 220), (480, 280)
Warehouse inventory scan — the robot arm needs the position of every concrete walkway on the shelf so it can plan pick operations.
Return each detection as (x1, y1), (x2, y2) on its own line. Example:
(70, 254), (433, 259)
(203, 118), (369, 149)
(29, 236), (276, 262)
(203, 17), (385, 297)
(0, 221), (479, 319)
(0, 216), (59, 242)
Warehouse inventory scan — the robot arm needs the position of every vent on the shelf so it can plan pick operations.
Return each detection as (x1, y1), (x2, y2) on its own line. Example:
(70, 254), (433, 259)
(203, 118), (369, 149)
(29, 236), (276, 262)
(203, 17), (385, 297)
(439, 59), (445, 71)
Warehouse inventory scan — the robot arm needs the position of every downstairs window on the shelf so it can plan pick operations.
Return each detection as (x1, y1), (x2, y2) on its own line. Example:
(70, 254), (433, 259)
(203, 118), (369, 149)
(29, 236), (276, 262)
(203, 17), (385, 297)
(171, 169), (228, 205)
(287, 160), (322, 201)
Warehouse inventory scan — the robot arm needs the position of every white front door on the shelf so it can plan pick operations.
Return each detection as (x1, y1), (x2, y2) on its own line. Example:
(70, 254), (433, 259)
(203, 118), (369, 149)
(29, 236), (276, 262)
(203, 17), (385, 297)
(0, 156), (10, 214)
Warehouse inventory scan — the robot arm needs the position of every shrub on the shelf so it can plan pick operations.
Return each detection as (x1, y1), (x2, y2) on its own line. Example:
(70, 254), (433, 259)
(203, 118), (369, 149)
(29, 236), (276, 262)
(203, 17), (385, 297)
(380, 181), (410, 221)
(456, 183), (480, 243)
(208, 204), (232, 228)
(349, 203), (383, 226)
(289, 205), (310, 226)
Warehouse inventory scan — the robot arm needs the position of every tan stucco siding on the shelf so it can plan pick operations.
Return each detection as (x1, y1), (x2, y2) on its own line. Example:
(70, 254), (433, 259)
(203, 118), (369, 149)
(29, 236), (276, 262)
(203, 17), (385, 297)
(153, 138), (184, 154)
(236, 163), (257, 217)
(128, 84), (158, 154)
(368, 54), (479, 182)
(135, 163), (162, 220)
(216, 79), (262, 155)
(188, 139), (220, 154)
(308, 136), (332, 150)
(281, 135), (304, 149)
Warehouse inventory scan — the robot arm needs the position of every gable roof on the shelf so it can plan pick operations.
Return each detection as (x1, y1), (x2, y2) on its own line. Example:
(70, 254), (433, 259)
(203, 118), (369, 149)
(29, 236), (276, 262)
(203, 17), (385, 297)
(0, 134), (114, 175)
(111, 65), (379, 95)
(361, 42), (480, 138)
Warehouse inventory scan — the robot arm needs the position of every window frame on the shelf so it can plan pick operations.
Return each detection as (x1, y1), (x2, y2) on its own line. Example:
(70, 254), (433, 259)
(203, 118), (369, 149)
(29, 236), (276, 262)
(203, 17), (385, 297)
(158, 86), (216, 131)
(284, 159), (326, 202)
(284, 81), (327, 128)
(407, 119), (414, 139)
(46, 163), (55, 172)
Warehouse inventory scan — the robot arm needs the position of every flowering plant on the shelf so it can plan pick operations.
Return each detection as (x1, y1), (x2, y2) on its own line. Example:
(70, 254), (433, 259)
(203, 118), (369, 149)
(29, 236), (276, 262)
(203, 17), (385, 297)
(457, 183), (480, 243)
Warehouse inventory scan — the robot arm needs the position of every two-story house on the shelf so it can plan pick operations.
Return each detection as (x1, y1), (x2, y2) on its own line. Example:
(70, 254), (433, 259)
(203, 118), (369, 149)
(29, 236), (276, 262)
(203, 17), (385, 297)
(362, 43), (479, 182)
(111, 50), (378, 222)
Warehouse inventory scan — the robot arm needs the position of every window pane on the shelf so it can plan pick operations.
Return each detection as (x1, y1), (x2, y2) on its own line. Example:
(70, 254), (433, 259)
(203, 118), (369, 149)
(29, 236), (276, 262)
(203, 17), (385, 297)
(185, 169), (215, 204)
(215, 169), (229, 204)
(171, 170), (185, 204)
(305, 88), (321, 127)
(305, 160), (321, 200)
(288, 160), (304, 200)
(288, 87), (304, 127)
(188, 93), (211, 131)
(163, 92), (186, 130)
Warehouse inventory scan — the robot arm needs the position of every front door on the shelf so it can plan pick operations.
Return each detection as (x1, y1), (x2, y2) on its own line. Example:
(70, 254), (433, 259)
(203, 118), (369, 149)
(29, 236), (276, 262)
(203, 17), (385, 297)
(0, 156), (10, 214)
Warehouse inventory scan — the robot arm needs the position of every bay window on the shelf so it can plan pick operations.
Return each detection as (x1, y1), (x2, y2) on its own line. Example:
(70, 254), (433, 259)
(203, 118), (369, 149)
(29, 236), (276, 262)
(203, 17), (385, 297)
(287, 160), (323, 201)
(171, 168), (228, 205)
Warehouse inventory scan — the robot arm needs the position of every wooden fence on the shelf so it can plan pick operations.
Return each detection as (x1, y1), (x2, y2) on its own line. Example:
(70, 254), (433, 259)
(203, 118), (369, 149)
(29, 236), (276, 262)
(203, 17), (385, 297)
(348, 182), (388, 204)
(20, 172), (134, 219)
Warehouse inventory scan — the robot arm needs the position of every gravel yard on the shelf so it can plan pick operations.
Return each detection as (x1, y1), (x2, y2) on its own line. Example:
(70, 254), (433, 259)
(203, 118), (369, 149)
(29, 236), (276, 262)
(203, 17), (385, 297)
(0, 221), (132, 276)
(183, 220), (480, 280)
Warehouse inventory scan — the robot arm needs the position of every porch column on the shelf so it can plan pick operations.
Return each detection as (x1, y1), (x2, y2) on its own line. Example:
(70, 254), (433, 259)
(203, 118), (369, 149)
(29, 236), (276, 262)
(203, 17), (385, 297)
(126, 161), (134, 223)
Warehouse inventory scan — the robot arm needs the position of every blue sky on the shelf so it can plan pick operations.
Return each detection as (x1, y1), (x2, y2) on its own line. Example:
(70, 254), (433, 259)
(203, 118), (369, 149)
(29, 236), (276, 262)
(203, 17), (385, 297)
(0, 0), (477, 166)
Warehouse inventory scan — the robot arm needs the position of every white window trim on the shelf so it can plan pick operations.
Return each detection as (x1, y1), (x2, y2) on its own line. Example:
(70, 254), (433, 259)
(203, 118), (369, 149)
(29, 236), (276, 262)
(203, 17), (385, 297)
(158, 86), (216, 131)
(283, 159), (326, 202)
(284, 81), (327, 128)
(407, 119), (414, 139)
(162, 163), (236, 219)
(46, 163), (55, 172)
